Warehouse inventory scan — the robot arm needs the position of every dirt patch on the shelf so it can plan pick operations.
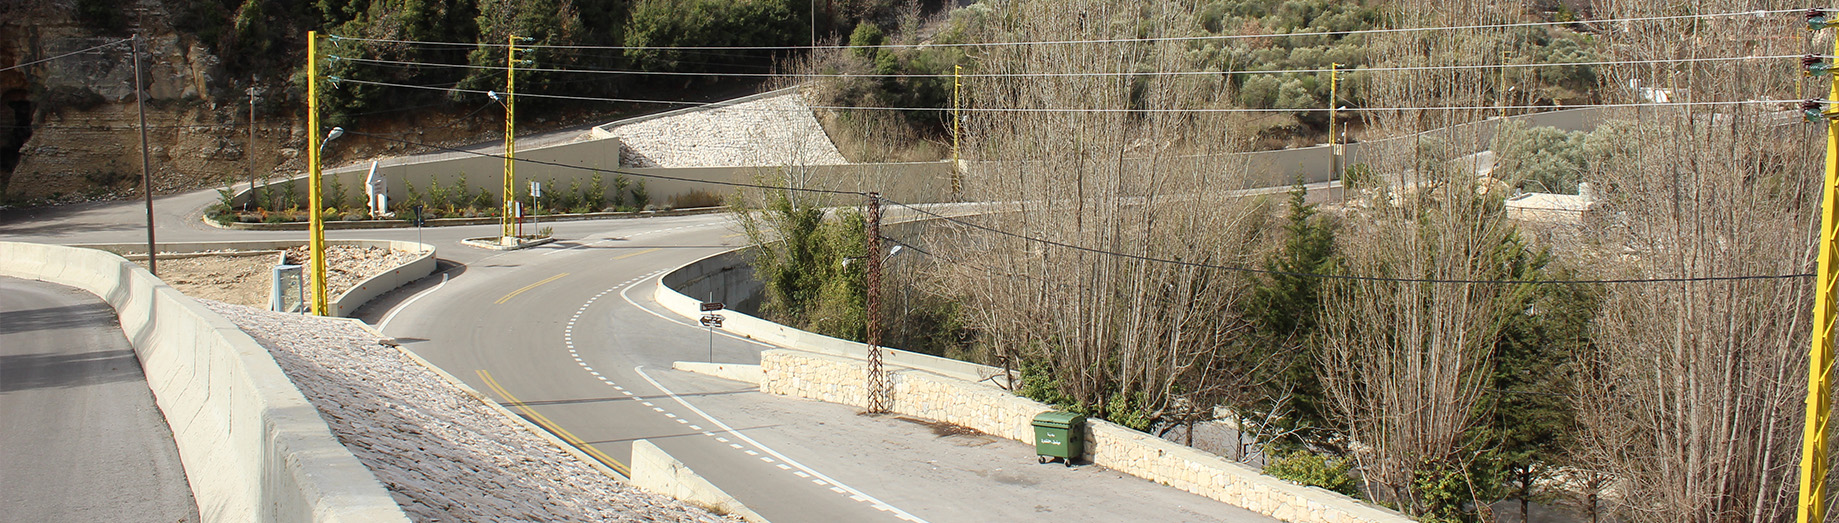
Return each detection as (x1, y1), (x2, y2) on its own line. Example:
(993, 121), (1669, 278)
(133, 245), (420, 309)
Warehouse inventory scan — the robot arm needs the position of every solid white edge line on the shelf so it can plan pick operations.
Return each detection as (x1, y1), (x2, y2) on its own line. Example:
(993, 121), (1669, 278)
(634, 365), (930, 523)
(378, 272), (448, 332)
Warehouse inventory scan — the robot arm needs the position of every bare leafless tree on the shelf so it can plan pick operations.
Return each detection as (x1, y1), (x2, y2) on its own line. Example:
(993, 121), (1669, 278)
(1314, 0), (1534, 513)
(913, 0), (1278, 429)
(1572, 1), (1818, 521)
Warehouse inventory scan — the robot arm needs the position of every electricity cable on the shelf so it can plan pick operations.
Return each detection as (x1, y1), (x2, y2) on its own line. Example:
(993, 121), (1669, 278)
(875, 198), (1816, 285)
(337, 131), (1816, 286)
(325, 8), (1808, 51)
(0, 38), (133, 73)
(331, 77), (1818, 113)
(328, 53), (1814, 79)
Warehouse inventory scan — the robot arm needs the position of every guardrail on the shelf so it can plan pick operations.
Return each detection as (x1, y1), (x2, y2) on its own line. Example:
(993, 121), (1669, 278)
(0, 241), (409, 523)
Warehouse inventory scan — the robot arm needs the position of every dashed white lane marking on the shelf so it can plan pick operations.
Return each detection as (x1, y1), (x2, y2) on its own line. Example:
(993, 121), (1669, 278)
(634, 365), (930, 522)
(556, 256), (923, 520)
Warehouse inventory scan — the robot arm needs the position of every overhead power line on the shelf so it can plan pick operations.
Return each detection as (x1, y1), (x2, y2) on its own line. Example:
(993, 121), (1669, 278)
(340, 130), (863, 196)
(0, 38), (133, 73)
(874, 199), (1816, 286)
(337, 131), (1812, 286)
(325, 8), (1805, 51)
(332, 77), (1811, 114)
(329, 53), (1808, 79)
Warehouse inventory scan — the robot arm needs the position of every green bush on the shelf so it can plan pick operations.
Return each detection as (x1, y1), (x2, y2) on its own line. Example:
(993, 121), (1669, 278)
(1264, 450), (1358, 496)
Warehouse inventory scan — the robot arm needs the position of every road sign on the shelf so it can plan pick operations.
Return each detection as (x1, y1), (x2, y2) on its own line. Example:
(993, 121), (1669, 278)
(701, 301), (725, 312)
(699, 314), (725, 328)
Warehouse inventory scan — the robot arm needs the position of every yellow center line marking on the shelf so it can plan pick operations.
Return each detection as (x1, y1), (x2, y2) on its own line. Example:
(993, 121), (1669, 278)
(610, 248), (661, 261)
(476, 370), (631, 476)
(494, 273), (569, 305)
(720, 233), (746, 239)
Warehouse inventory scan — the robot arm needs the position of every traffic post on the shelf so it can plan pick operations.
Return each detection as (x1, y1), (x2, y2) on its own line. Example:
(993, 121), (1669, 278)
(701, 301), (725, 361)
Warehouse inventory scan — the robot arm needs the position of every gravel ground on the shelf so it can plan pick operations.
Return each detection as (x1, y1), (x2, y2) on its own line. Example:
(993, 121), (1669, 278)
(283, 245), (424, 301)
(611, 92), (848, 168)
(202, 301), (730, 523)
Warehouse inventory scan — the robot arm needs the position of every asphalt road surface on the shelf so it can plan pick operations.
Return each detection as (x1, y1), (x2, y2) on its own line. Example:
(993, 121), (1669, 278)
(0, 276), (200, 523)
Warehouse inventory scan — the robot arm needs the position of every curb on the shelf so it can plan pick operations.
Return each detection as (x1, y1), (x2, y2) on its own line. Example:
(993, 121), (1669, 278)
(460, 236), (556, 251)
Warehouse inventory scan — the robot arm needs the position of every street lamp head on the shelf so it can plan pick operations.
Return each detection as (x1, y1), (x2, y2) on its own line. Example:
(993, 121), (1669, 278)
(889, 245), (904, 257)
(488, 90), (501, 101)
(326, 127), (344, 142)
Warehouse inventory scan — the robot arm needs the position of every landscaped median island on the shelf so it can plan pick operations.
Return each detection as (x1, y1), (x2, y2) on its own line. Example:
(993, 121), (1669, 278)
(204, 301), (734, 523)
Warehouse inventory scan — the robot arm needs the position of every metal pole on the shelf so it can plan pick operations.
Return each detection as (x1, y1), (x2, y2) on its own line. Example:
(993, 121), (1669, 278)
(306, 31), (329, 316)
(952, 64), (962, 198)
(248, 84), (256, 210)
(133, 35), (156, 276)
(865, 193), (889, 414)
(502, 35), (518, 240)
(1801, 14), (1839, 522)
(1329, 62), (1339, 184)
(708, 292), (715, 362)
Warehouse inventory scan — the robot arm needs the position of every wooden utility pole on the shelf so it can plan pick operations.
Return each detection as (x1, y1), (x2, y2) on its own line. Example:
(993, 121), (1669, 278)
(133, 34), (155, 276)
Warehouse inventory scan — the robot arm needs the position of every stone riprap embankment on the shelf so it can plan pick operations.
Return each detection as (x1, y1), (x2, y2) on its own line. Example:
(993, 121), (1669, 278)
(206, 301), (732, 523)
(759, 349), (1413, 523)
(610, 92), (847, 168)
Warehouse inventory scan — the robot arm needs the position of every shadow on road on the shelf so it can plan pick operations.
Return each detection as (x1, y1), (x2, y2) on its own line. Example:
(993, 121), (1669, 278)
(0, 302), (119, 335)
(0, 349), (144, 393)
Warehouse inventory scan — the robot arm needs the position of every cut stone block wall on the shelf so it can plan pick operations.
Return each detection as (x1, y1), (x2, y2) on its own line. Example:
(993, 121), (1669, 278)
(759, 349), (1413, 523)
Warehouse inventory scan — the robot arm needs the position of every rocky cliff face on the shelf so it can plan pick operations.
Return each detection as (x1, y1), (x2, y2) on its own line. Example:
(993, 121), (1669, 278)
(0, 0), (305, 204)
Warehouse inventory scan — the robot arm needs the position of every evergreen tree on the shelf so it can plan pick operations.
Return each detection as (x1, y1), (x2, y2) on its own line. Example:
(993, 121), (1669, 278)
(1241, 185), (1338, 450)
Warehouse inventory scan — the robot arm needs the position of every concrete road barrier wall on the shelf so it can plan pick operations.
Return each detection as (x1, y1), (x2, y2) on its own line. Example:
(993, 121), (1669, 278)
(76, 239), (437, 317)
(629, 440), (766, 522)
(757, 350), (1412, 523)
(0, 241), (409, 523)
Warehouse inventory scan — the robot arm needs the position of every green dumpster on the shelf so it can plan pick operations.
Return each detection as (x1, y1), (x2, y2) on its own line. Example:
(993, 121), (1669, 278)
(1031, 411), (1086, 466)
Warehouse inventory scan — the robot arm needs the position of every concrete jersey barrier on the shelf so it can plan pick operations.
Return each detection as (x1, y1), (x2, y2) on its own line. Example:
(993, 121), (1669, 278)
(0, 241), (410, 523)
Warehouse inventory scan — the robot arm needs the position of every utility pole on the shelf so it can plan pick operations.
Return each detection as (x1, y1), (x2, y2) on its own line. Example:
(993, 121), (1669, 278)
(132, 35), (156, 276)
(865, 193), (890, 414)
(306, 30), (330, 316)
(952, 64), (963, 198)
(248, 84), (256, 210)
(1799, 9), (1839, 523)
(1328, 62), (1340, 184)
(501, 35), (523, 241)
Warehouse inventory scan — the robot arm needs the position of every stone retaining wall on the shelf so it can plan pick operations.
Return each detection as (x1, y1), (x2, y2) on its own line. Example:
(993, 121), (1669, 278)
(759, 349), (1413, 523)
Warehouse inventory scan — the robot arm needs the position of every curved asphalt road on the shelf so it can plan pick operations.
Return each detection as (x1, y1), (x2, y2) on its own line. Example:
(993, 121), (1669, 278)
(0, 276), (200, 522)
(0, 156), (1286, 522)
